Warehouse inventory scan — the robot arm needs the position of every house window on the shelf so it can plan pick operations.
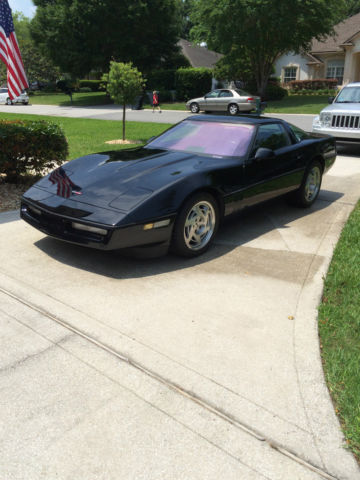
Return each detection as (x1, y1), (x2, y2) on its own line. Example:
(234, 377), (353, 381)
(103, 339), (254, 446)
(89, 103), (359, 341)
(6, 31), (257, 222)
(283, 67), (297, 83)
(326, 61), (344, 85)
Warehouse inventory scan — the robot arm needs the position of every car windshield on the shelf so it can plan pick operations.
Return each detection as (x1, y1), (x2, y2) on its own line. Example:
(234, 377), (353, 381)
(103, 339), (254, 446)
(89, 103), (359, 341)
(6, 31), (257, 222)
(335, 87), (360, 103)
(146, 120), (255, 157)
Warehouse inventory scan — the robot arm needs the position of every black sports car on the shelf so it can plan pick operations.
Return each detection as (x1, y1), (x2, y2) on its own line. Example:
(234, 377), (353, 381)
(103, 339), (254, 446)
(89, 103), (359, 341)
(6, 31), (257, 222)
(21, 115), (336, 257)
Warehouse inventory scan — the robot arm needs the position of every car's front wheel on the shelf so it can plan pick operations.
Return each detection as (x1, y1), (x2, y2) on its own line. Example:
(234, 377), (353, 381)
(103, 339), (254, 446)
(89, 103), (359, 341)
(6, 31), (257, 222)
(171, 193), (219, 257)
(228, 103), (239, 115)
(190, 102), (200, 113)
(6, 98), (12, 105)
(291, 160), (323, 207)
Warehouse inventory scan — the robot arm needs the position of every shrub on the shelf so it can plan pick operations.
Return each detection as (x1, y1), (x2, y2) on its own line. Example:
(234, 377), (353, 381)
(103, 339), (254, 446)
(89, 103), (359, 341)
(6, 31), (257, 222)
(79, 79), (105, 92)
(287, 79), (338, 91)
(263, 82), (288, 101)
(42, 82), (57, 93)
(79, 87), (92, 93)
(175, 67), (213, 101)
(0, 120), (68, 182)
(146, 69), (176, 91)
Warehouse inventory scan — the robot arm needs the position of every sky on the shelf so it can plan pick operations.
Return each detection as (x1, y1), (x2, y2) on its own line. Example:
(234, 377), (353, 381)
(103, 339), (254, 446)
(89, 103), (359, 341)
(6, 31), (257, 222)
(9, 0), (36, 18)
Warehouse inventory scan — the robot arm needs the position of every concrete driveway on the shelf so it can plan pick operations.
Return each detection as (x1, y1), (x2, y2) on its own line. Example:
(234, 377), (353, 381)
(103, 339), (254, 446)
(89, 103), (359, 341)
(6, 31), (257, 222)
(1, 151), (360, 479)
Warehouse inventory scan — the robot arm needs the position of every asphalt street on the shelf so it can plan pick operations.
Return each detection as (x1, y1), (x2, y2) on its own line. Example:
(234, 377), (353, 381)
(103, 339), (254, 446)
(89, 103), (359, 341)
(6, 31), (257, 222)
(0, 105), (360, 479)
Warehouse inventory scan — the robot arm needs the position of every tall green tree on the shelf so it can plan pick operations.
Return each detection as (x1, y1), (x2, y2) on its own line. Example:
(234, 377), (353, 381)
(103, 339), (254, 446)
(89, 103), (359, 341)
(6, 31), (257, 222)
(30, 0), (182, 78)
(104, 62), (145, 140)
(191, 0), (346, 97)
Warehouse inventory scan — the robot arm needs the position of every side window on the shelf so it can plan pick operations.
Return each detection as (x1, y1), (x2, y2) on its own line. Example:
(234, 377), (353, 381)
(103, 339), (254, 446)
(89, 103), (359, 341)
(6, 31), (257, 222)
(205, 90), (220, 98)
(253, 124), (291, 152)
(219, 90), (233, 98)
(288, 124), (309, 142)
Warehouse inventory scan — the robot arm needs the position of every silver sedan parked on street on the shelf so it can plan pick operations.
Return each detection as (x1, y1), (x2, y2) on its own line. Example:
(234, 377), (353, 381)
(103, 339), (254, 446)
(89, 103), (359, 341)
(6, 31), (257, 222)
(186, 89), (260, 115)
(0, 88), (29, 105)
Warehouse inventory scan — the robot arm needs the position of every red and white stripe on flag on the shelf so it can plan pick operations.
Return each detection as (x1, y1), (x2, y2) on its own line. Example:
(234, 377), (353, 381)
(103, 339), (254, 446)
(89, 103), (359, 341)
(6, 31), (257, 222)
(0, 0), (29, 99)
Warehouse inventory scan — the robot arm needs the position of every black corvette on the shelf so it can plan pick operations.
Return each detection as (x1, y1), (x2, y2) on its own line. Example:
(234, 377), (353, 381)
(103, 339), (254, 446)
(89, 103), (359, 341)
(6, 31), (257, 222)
(21, 115), (336, 257)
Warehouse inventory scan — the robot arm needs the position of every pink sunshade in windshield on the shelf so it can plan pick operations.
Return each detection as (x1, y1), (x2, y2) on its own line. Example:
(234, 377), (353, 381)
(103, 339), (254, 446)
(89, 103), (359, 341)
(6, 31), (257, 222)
(148, 121), (255, 157)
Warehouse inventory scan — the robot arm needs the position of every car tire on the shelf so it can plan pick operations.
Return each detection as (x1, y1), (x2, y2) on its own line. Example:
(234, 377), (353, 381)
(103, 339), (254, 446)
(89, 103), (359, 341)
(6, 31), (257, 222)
(190, 102), (200, 114)
(6, 98), (12, 105)
(171, 193), (219, 257)
(23, 101), (28, 105)
(291, 160), (323, 208)
(228, 103), (239, 115)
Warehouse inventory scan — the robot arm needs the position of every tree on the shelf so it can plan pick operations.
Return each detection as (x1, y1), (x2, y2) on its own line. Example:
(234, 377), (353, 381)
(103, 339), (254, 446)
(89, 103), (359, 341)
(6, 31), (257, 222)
(343, 0), (360, 16)
(190, 0), (346, 97)
(104, 62), (145, 140)
(30, 0), (182, 78)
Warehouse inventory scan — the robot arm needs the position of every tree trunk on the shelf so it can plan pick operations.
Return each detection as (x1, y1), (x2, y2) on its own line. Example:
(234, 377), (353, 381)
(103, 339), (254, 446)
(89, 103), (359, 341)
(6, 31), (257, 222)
(122, 103), (126, 140)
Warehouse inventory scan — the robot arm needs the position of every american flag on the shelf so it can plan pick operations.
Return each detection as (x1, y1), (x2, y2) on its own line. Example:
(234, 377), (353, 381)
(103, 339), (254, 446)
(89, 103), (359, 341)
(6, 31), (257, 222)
(49, 167), (81, 199)
(0, 0), (28, 99)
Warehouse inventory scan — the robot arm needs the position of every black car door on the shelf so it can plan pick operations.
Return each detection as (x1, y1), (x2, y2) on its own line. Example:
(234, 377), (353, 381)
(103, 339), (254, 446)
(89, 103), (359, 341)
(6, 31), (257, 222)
(242, 123), (304, 206)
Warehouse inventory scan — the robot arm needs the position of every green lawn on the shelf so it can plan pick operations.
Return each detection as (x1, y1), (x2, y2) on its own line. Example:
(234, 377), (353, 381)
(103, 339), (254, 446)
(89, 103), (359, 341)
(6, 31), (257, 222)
(0, 112), (169, 159)
(318, 201), (360, 461)
(266, 95), (329, 114)
(29, 91), (112, 107)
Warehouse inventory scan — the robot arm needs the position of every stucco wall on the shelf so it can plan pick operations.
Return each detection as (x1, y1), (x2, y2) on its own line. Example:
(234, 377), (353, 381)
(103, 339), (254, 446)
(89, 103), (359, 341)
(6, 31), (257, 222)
(274, 52), (310, 81)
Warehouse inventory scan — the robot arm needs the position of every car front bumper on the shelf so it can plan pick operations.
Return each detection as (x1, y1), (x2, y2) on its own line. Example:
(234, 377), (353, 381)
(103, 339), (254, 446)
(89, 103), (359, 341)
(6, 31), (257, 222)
(20, 199), (175, 255)
(312, 117), (360, 141)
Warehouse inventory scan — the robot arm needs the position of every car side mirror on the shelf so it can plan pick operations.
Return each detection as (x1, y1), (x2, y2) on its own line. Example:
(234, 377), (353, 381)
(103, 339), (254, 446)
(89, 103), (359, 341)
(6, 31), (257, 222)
(328, 96), (335, 104)
(204, 94), (209, 99)
(255, 147), (274, 160)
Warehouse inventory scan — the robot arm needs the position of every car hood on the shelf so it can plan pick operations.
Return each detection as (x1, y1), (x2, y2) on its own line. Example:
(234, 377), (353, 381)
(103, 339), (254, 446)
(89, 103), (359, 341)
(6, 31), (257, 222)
(321, 103), (360, 114)
(29, 147), (207, 212)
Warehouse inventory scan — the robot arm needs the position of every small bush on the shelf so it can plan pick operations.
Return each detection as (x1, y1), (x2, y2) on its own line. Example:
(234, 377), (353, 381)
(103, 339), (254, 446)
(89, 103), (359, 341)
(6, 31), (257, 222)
(42, 82), (57, 93)
(79, 87), (92, 93)
(263, 82), (288, 101)
(0, 120), (68, 182)
(175, 67), (213, 101)
(79, 79), (105, 92)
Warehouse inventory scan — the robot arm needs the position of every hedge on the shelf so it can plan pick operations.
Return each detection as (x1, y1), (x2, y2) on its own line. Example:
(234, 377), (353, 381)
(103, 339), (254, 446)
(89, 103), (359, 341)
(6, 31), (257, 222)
(78, 79), (106, 92)
(146, 69), (176, 91)
(287, 79), (338, 91)
(175, 67), (213, 101)
(263, 82), (288, 101)
(0, 120), (68, 182)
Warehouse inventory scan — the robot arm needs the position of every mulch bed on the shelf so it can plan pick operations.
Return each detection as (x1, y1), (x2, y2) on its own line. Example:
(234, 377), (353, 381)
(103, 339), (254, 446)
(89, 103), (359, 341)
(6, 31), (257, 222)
(0, 182), (28, 212)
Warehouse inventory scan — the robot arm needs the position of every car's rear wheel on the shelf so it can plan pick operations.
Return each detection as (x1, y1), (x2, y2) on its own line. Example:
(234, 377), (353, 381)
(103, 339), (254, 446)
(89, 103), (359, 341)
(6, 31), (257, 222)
(171, 193), (219, 257)
(228, 103), (239, 115)
(6, 98), (12, 105)
(291, 160), (322, 207)
(190, 102), (200, 113)
(23, 101), (28, 105)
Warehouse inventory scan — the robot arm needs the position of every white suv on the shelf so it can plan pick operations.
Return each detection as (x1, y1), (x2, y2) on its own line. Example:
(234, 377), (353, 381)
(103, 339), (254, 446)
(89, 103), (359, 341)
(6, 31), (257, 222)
(0, 88), (29, 105)
(312, 82), (360, 141)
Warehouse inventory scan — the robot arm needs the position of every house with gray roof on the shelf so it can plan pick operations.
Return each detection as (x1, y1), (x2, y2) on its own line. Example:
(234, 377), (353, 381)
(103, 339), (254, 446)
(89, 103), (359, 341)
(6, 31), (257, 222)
(178, 39), (223, 69)
(275, 12), (360, 86)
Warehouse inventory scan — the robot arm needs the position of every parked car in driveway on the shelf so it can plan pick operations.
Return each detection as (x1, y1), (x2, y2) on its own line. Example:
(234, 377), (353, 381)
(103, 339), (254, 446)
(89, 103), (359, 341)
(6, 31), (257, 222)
(186, 89), (260, 115)
(21, 115), (336, 258)
(312, 82), (360, 141)
(0, 88), (29, 105)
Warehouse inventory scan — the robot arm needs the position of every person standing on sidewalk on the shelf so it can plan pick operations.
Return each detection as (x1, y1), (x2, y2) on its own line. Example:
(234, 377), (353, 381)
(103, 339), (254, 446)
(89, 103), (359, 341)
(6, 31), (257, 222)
(152, 90), (161, 113)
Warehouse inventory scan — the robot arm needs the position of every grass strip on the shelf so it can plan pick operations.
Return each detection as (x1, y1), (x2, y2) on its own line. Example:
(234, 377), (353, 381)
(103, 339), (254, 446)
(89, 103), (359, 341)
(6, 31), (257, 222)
(318, 201), (360, 461)
(0, 112), (169, 160)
